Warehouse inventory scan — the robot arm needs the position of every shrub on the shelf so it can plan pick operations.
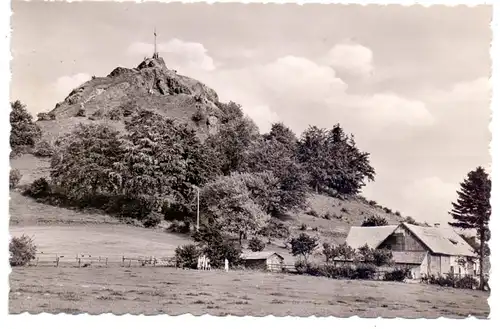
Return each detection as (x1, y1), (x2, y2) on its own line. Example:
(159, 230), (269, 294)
(191, 106), (207, 125)
(299, 223), (308, 231)
(361, 215), (388, 227)
(372, 248), (394, 266)
(248, 237), (265, 252)
(305, 209), (319, 217)
(294, 259), (308, 274)
(143, 212), (162, 228)
(193, 225), (242, 268)
(395, 211), (401, 216)
(383, 207), (392, 214)
(9, 169), (22, 189)
(10, 234), (37, 266)
(23, 177), (50, 198)
(455, 275), (479, 290)
(322, 212), (332, 220)
(32, 140), (54, 158)
(168, 220), (191, 234)
(383, 268), (411, 282)
(290, 233), (318, 262)
(76, 107), (86, 117)
(368, 200), (377, 206)
(105, 108), (122, 120)
(304, 263), (324, 277)
(175, 244), (201, 269)
(340, 207), (349, 214)
(354, 263), (377, 280)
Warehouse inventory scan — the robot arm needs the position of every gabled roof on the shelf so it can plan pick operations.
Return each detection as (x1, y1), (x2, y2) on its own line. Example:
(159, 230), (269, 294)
(241, 251), (284, 260)
(402, 223), (476, 257)
(345, 223), (477, 258)
(345, 225), (398, 249)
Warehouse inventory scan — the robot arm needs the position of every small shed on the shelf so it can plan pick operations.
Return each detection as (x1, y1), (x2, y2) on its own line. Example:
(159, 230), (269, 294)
(241, 251), (284, 272)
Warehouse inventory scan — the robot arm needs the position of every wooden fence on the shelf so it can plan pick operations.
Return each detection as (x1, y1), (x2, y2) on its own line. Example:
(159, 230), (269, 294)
(28, 253), (176, 268)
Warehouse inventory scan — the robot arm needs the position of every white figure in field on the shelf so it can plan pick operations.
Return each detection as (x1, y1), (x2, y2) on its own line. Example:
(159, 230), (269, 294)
(224, 258), (229, 272)
(197, 256), (201, 270)
(207, 258), (211, 271)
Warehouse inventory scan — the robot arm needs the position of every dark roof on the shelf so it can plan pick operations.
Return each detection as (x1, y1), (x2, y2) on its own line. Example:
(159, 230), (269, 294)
(241, 251), (284, 260)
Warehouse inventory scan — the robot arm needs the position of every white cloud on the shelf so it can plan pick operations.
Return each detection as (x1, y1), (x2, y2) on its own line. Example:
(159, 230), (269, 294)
(54, 73), (91, 97)
(402, 177), (458, 225)
(325, 43), (374, 78)
(128, 39), (215, 72)
(342, 93), (435, 128)
(245, 105), (280, 133)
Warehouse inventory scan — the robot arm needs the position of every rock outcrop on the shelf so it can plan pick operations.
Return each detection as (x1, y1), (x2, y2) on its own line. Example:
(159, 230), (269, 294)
(39, 56), (224, 141)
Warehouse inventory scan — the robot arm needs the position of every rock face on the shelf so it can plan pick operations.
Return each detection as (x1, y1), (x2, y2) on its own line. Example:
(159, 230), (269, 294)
(40, 57), (224, 141)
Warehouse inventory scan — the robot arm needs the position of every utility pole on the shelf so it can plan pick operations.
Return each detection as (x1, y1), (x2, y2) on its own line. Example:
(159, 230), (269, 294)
(196, 186), (200, 231)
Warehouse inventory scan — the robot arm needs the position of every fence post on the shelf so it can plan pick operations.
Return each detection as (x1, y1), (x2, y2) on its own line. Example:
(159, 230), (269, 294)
(122, 256), (125, 267)
(128, 259), (131, 267)
(55, 255), (59, 267)
(78, 257), (81, 268)
(105, 257), (108, 266)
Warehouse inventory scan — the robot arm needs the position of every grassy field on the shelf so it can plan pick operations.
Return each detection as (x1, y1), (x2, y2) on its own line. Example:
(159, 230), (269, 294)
(9, 225), (192, 262)
(9, 266), (490, 318)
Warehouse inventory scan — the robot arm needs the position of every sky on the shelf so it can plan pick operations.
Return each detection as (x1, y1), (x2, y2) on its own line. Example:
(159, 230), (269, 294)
(10, 1), (492, 226)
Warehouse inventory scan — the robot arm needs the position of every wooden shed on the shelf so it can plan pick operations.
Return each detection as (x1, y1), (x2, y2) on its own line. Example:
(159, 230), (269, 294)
(241, 251), (285, 272)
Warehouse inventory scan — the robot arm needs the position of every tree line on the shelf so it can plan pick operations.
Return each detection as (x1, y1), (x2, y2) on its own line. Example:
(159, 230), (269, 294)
(11, 100), (376, 241)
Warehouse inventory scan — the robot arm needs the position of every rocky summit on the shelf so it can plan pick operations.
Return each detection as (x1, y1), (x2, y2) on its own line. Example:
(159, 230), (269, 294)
(36, 57), (224, 141)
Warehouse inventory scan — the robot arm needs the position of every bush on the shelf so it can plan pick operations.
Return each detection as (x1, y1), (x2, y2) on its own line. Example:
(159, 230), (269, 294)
(299, 223), (307, 231)
(191, 106), (207, 125)
(76, 107), (86, 117)
(143, 212), (162, 228)
(290, 233), (318, 262)
(175, 244), (201, 269)
(248, 237), (265, 252)
(10, 234), (37, 266)
(32, 140), (54, 158)
(193, 225), (242, 268)
(361, 215), (388, 227)
(354, 263), (377, 280)
(395, 211), (401, 216)
(372, 248), (394, 266)
(322, 212), (332, 220)
(383, 268), (411, 281)
(294, 259), (308, 274)
(340, 207), (349, 214)
(23, 177), (51, 198)
(368, 200), (377, 206)
(168, 220), (191, 234)
(455, 275), (479, 290)
(9, 169), (22, 189)
(305, 209), (319, 217)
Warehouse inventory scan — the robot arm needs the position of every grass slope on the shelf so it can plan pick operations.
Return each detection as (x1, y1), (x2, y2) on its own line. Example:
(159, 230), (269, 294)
(9, 266), (489, 317)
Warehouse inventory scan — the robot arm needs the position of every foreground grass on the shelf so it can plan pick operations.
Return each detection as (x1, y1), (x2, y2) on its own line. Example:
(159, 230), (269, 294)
(9, 267), (489, 318)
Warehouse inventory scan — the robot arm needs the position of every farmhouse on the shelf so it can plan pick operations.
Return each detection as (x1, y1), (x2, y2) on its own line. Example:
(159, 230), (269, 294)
(345, 223), (479, 279)
(241, 251), (285, 272)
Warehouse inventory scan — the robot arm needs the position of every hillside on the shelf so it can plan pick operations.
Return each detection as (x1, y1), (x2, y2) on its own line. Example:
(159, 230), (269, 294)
(10, 54), (411, 262)
(36, 56), (223, 142)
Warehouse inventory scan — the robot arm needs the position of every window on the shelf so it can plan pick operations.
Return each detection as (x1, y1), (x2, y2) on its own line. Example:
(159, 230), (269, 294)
(448, 238), (458, 245)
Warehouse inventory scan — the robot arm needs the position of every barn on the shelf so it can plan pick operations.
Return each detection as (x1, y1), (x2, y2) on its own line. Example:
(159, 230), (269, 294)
(241, 251), (285, 272)
(345, 222), (478, 279)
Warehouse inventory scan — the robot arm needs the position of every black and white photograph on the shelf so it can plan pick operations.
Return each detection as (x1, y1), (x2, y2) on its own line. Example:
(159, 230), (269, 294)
(6, 0), (493, 319)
